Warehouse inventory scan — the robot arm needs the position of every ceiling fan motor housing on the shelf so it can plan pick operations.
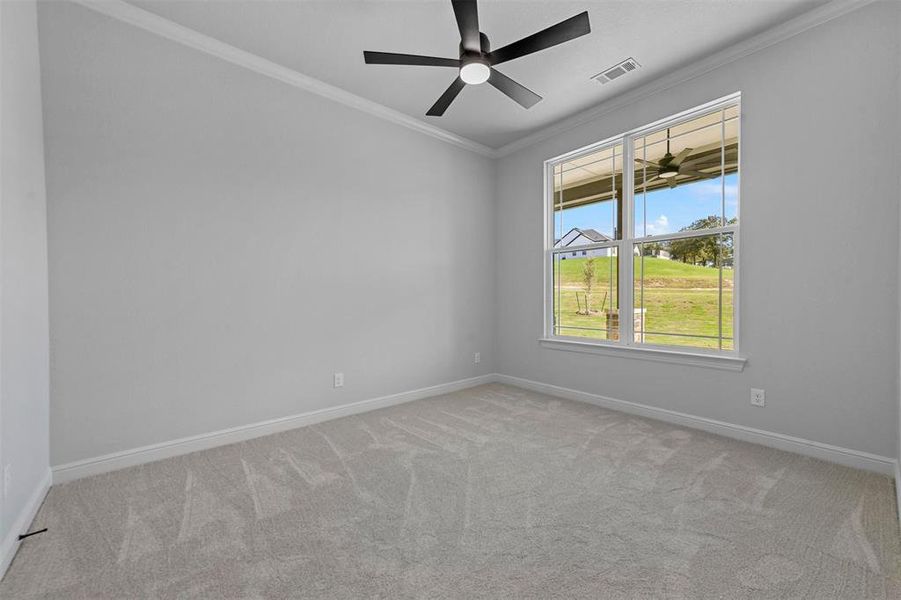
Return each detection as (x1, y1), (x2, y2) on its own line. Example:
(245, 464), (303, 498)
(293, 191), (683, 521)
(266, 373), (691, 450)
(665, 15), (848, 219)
(460, 32), (491, 62)
(458, 33), (491, 84)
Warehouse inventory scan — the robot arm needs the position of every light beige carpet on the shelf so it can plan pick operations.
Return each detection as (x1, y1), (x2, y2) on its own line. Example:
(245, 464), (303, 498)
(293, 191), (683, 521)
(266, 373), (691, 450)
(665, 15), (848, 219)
(3, 383), (900, 599)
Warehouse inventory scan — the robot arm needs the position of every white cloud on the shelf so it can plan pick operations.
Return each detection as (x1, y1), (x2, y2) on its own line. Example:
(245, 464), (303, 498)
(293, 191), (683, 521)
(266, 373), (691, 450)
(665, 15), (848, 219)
(645, 214), (670, 235)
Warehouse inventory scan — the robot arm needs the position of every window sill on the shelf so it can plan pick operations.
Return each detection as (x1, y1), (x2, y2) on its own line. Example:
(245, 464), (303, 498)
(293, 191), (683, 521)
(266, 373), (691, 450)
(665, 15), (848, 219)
(538, 337), (747, 372)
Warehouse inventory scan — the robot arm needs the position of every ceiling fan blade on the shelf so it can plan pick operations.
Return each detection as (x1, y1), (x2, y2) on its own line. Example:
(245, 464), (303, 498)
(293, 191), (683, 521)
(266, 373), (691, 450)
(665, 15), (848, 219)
(670, 148), (693, 167)
(426, 77), (466, 116)
(488, 11), (590, 65)
(452, 0), (481, 52)
(680, 169), (720, 179)
(364, 51), (460, 67)
(488, 69), (542, 109)
(634, 158), (661, 169)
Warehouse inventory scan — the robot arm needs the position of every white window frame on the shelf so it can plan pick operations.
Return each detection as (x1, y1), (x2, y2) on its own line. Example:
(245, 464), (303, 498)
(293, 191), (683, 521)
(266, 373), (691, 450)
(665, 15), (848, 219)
(541, 93), (746, 371)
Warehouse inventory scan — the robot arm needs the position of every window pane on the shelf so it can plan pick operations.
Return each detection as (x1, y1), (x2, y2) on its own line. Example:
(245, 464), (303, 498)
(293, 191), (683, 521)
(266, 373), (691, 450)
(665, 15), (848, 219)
(633, 107), (739, 238)
(553, 247), (619, 340)
(633, 233), (734, 350)
(553, 144), (623, 249)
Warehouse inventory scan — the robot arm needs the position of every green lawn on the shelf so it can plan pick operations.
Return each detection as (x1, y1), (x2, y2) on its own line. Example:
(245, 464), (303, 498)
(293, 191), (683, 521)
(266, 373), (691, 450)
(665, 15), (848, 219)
(553, 256), (733, 349)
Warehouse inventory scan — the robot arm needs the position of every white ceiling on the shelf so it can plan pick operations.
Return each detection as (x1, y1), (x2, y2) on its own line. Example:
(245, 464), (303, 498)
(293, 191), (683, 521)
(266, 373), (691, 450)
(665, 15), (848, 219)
(127, 0), (826, 149)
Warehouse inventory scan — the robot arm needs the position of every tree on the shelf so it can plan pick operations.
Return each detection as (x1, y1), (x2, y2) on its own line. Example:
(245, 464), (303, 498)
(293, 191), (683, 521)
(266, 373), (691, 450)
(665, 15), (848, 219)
(641, 241), (662, 257)
(668, 216), (736, 266)
(581, 257), (596, 314)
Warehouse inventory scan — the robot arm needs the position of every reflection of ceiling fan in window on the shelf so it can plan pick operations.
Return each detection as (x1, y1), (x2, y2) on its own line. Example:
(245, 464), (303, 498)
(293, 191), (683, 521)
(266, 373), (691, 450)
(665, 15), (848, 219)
(634, 128), (721, 189)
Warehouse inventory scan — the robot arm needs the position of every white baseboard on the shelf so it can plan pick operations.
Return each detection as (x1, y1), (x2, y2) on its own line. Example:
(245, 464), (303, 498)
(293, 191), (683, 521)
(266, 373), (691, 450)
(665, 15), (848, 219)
(895, 461), (901, 531)
(496, 374), (898, 476)
(49, 371), (900, 486)
(1, 469), (52, 581)
(52, 374), (495, 484)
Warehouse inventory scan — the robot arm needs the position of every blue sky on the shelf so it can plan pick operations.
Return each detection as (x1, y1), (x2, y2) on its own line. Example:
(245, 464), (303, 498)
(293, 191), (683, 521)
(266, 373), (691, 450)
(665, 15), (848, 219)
(557, 173), (738, 239)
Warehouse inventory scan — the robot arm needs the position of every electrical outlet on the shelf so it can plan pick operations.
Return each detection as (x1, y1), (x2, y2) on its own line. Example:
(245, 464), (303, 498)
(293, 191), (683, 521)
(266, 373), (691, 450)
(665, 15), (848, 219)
(3, 465), (11, 498)
(474, 352), (481, 364)
(750, 388), (765, 407)
(334, 372), (344, 388)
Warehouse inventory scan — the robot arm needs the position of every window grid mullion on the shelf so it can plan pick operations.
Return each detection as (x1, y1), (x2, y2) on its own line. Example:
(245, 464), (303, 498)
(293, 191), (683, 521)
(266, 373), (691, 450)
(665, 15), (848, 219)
(632, 225), (737, 244)
(550, 241), (619, 255)
(621, 136), (635, 347)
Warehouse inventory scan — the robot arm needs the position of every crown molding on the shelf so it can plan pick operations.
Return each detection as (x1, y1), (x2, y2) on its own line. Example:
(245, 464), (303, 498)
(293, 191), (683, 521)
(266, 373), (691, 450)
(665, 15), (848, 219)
(70, 0), (875, 160)
(493, 0), (879, 158)
(71, 0), (497, 158)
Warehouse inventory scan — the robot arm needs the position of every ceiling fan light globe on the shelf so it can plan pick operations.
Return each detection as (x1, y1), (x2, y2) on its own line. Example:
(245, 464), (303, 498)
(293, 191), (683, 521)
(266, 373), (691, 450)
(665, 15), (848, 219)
(460, 62), (490, 85)
(658, 170), (678, 179)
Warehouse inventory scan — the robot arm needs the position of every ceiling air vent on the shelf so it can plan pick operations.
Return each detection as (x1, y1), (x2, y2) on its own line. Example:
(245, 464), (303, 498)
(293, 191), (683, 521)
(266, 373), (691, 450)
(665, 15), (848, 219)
(592, 58), (640, 85)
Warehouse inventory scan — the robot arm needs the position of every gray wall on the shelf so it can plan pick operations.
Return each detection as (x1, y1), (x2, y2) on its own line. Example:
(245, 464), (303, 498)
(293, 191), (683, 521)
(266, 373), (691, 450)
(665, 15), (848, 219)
(495, 2), (901, 458)
(0, 0), (51, 543)
(35, 1), (901, 468)
(39, 2), (496, 466)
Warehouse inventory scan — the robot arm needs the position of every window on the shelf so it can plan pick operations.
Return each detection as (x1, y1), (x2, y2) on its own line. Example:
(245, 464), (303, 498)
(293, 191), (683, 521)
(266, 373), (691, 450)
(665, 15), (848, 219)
(546, 95), (740, 356)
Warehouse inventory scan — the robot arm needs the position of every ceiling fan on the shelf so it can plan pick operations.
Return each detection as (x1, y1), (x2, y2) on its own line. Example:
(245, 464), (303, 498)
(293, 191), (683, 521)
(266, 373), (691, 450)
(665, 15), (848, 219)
(363, 0), (591, 116)
(635, 129), (719, 189)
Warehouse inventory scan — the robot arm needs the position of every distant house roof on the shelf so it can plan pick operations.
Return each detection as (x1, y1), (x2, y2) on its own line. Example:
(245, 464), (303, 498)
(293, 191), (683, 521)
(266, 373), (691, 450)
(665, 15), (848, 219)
(577, 228), (610, 242)
(554, 227), (613, 247)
